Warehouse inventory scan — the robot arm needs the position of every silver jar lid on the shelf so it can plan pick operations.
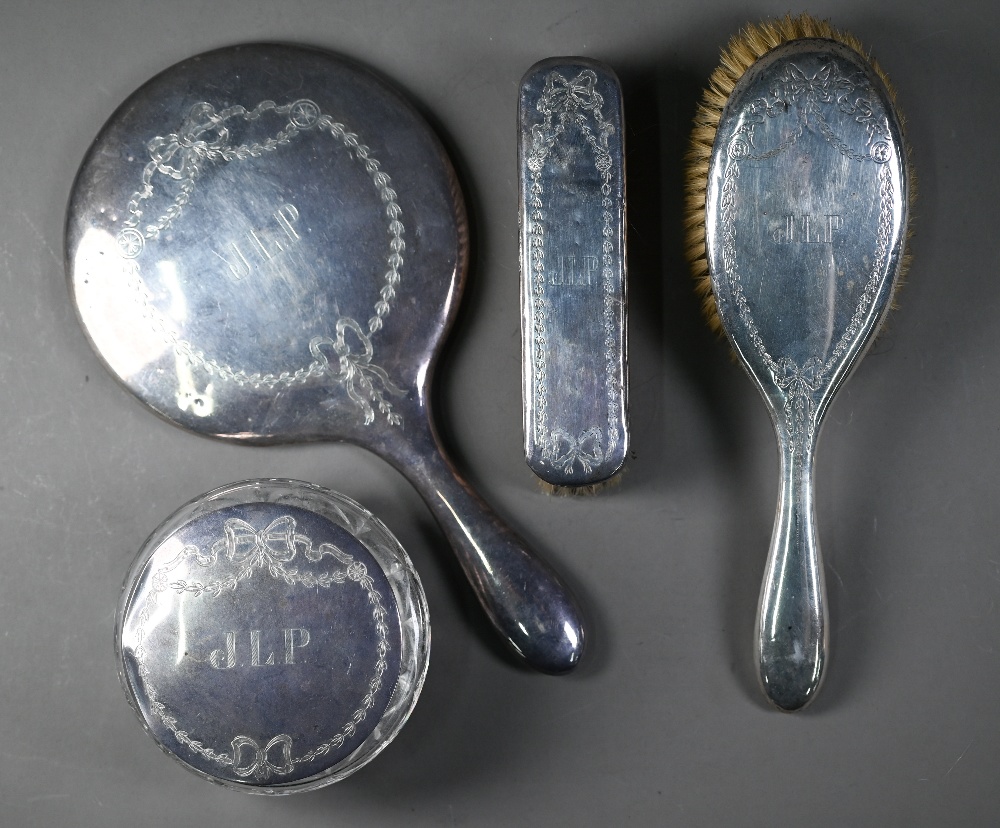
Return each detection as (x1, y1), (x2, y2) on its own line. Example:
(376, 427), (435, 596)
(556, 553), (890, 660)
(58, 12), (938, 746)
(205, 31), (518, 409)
(115, 479), (430, 793)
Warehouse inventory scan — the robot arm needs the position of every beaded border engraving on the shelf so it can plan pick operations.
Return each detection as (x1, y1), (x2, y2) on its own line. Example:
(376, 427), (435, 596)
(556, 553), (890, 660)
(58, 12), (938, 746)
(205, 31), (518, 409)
(117, 100), (406, 426)
(719, 60), (895, 448)
(130, 513), (390, 782)
(525, 70), (622, 473)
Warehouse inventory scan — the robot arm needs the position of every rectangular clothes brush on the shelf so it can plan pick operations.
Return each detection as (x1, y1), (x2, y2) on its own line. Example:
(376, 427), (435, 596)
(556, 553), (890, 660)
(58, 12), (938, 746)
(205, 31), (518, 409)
(519, 57), (629, 493)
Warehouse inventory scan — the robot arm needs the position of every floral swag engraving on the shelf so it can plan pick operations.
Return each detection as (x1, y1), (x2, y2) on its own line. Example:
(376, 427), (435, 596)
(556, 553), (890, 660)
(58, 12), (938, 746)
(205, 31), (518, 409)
(525, 70), (621, 469)
(727, 61), (893, 164)
(720, 61), (895, 446)
(118, 99), (405, 426)
(133, 514), (390, 781)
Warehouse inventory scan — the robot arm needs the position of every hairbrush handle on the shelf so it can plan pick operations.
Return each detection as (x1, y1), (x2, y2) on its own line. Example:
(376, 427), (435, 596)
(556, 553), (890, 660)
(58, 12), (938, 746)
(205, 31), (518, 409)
(379, 419), (586, 674)
(755, 431), (828, 710)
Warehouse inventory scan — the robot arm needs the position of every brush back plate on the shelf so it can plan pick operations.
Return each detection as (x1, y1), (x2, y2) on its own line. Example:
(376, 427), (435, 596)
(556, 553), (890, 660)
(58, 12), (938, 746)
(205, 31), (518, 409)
(519, 57), (628, 486)
(705, 39), (908, 438)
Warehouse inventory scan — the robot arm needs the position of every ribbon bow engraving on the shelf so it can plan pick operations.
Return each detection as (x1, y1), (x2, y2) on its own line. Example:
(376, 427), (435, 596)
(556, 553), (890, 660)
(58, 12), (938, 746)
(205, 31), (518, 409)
(544, 427), (605, 474)
(222, 516), (302, 568)
(528, 69), (613, 173)
(311, 318), (405, 426)
(146, 102), (231, 182)
(771, 357), (825, 442)
(538, 70), (604, 116)
(778, 63), (851, 106)
(165, 514), (364, 596)
(231, 734), (295, 781)
(733, 61), (890, 162)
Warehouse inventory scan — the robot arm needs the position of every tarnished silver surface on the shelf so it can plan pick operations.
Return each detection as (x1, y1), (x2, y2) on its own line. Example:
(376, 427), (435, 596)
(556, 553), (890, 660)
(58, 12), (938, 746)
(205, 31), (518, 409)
(705, 40), (909, 710)
(68, 44), (584, 674)
(519, 58), (628, 487)
(116, 479), (430, 793)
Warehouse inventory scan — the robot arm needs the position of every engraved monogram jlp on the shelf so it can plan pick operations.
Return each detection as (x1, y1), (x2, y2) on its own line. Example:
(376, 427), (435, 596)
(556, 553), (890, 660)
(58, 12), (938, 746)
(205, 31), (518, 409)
(549, 254), (599, 286)
(208, 628), (311, 668)
(214, 203), (301, 281)
(771, 213), (842, 244)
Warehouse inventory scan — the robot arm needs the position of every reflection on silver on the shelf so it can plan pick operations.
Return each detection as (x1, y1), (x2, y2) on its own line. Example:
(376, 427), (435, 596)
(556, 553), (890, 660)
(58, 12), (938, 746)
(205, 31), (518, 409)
(705, 40), (909, 710)
(519, 58), (628, 487)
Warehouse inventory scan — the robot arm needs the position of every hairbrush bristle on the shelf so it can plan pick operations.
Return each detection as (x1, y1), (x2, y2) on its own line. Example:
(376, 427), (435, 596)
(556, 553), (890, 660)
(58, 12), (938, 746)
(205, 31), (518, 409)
(538, 469), (625, 497)
(684, 13), (913, 335)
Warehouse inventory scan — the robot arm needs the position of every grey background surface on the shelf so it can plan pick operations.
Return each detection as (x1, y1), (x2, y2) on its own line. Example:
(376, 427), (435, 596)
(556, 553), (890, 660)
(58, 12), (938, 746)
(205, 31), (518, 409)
(1, 0), (996, 825)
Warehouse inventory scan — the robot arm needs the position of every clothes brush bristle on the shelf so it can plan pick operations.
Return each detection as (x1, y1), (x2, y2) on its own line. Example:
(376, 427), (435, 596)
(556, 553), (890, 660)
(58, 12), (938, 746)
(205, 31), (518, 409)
(539, 471), (625, 497)
(684, 13), (911, 336)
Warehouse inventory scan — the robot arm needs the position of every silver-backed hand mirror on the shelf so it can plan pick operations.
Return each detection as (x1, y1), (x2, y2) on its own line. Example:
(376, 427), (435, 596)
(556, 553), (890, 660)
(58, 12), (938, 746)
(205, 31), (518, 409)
(67, 43), (584, 674)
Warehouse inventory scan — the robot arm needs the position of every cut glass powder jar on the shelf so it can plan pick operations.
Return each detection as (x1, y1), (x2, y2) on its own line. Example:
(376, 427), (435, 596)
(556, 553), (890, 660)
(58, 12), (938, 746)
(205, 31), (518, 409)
(115, 479), (430, 793)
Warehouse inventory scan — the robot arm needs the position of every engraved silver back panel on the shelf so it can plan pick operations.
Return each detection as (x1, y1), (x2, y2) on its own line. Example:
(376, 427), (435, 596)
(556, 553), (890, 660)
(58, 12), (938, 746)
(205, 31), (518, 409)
(706, 39), (908, 433)
(116, 480), (430, 793)
(69, 44), (585, 675)
(519, 58), (628, 487)
(68, 44), (459, 442)
(704, 39), (909, 710)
